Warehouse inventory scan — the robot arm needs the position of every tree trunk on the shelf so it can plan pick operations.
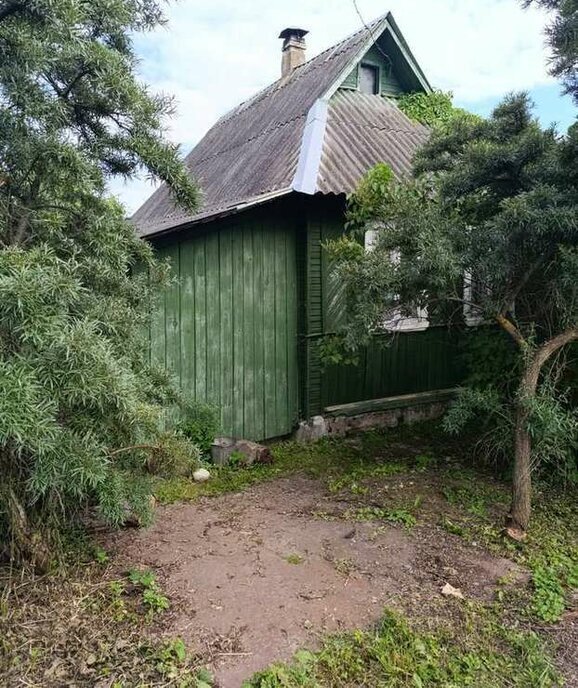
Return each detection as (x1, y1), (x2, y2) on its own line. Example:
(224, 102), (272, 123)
(4, 486), (52, 572)
(508, 404), (532, 533)
(506, 327), (578, 537)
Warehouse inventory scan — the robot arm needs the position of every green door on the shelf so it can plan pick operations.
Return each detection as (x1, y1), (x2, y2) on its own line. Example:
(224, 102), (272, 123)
(151, 214), (299, 441)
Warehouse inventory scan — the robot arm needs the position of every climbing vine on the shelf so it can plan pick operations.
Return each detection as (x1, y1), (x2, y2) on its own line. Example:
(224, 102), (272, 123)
(398, 90), (475, 127)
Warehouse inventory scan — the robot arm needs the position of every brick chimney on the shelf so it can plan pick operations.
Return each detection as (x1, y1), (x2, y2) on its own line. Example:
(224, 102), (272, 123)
(279, 28), (308, 77)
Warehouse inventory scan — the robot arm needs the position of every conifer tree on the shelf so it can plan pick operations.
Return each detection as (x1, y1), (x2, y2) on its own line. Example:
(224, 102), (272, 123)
(525, 0), (578, 104)
(330, 95), (578, 536)
(0, 0), (200, 567)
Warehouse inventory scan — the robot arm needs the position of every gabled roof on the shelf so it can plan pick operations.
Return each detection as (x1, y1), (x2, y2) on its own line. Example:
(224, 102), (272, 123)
(133, 12), (431, 238)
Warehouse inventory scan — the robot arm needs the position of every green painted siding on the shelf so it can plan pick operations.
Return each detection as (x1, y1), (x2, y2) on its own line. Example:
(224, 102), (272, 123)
(151, 212), (299, 440)
(341, 66), (359, 90)
(341, 45), (404, 96)
(148, 196), (463, 440)
(321, 329), (462, 409)
(303, 198), (463, 416)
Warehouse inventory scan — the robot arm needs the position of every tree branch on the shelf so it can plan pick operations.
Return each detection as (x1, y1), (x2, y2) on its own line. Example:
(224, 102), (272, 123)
(525, 326), (578, 392)
(501, 254), (549, 315)
(107, 444), (159, 458)
(496, 313), (527, 349)
(61, 67), (91, 99)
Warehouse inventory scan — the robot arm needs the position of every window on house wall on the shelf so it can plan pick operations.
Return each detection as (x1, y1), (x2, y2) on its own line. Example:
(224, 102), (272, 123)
(363, 230), (429, 331)
(359, 63), (379, 95)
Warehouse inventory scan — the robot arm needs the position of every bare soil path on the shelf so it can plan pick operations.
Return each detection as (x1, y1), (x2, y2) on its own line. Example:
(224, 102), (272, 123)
(107, 474), (521, 687)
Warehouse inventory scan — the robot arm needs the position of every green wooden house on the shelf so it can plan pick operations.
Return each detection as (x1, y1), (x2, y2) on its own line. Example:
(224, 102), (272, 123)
(132, 12), (462, 441)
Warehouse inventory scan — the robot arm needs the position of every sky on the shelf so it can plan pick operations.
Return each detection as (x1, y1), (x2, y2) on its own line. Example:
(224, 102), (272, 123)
(112, 0), (577, 213)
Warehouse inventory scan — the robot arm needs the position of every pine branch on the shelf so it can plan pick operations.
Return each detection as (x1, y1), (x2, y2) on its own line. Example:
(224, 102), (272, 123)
(0, 2), (22, 23)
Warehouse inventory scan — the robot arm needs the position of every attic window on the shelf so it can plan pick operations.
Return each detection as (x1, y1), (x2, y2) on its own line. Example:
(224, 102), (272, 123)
(359, 63), (379, 95)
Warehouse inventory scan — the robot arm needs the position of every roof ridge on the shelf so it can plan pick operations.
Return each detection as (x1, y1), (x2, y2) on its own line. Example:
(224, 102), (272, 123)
(208, 13), (388, 131)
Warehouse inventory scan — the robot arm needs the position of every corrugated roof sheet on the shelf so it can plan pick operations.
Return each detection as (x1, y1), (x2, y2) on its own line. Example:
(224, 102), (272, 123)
(133, 16), (386, 237)
(318, 90), (428, 194)
(132, 13), (430, 238)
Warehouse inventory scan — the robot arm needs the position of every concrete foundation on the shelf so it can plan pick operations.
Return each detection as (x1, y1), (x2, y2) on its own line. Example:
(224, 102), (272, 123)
(294, 398), (450, 443)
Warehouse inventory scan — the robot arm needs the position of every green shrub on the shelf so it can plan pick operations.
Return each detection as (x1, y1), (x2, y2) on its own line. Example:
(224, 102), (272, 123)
(0, 0), (199, 568)
(178, 401), (221, 456)
(146, 431), (201, 477)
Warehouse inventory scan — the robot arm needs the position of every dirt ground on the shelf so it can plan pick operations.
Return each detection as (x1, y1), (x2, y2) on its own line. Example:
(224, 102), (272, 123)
(106, 474), (524, 688)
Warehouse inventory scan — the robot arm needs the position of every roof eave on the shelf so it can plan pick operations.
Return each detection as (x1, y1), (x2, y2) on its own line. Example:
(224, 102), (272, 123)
(137, 187), (295, 240)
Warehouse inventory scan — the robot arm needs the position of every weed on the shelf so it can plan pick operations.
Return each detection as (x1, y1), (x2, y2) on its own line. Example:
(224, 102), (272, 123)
(228, 449), (246, 467)
(154, 637), (187, 676)
(441, 517), (468, 538)
(532, 566), (566, 622)
(415, 454), (436, 471)
(151, 638), (214, 686)
(93, 546), (109, 565)
(143, 586), (170, 613)
(386, 508), (417, 528)
(442, 485), (487, 516)
(333, 558), (355, 576)
(346, 505), (417, 528)
(285, 553), (304, 565)
(195, 666), (216, 688)
(128, 568), (156, 588)
(106, 579), (130, 621)
(127, 569), (169, 614)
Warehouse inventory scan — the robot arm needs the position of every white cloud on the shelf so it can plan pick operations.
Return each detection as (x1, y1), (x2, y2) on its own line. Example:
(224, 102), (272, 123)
(119, 0), (554, 213)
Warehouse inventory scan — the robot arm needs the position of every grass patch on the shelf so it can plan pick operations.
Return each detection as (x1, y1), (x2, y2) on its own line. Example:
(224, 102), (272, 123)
(154, 424), (442, 506)
(436, 473), (578, 623)
(344, 505), (417, 528)
(0, 562), (214, 687)
(243, 607), (561, 687)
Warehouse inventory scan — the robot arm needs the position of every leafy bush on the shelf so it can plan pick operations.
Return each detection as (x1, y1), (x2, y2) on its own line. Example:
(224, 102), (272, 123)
(145, 431), (201, 478)
(460, 327), (520, 394)
(445, 381), (578, 483)
(444, 387), (513, 471)
(447, 329), (577, 483)
(0, 0), (199, 568)
(178, 401), (221, 456)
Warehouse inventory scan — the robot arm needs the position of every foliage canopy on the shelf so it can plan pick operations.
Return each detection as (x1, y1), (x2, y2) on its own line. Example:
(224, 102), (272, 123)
(328, 94), (578, 531)
(525, 0), (578, 105)
(397, 90), (475, 127)
(0, 0), (200, 566)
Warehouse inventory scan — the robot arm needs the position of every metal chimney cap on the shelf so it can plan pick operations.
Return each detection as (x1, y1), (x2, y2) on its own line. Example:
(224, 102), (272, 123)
(278, 28), (309, 40)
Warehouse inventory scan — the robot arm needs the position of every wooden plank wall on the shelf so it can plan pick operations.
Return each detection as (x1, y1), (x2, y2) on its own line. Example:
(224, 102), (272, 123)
(151, 215), (299, 440)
